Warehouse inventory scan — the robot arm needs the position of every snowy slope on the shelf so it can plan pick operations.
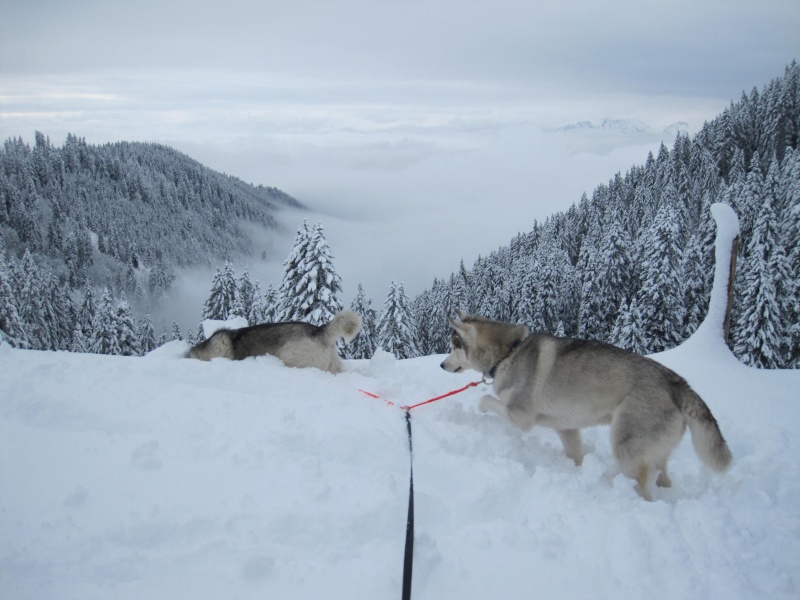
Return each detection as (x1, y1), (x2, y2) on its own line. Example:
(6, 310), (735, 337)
(2, 204), (799, 599)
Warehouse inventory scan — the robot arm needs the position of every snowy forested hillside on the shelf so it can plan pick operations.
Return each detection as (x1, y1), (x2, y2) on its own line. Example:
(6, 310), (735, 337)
(412, 61), (800, 368)
(0, 134), (302, 325)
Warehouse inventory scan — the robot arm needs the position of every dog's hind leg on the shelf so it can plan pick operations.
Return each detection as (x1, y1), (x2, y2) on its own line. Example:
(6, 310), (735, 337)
(655, 461), (672, 488)
(611, 405), (655, 500)
(556, 429), (584, 466)
(635, 464), (654, 501)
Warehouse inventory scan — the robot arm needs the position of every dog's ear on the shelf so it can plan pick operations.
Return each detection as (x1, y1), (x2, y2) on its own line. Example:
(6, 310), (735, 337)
(449, 317), (476, 341)
(455, 308), (469, 321)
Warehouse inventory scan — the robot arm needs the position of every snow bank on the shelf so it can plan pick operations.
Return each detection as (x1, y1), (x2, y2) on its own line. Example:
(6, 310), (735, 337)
(1, 338), (799, 600)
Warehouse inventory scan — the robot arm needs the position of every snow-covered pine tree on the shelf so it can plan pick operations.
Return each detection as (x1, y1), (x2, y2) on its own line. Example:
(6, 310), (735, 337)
(635, 204), (686, 353)
(261, 284), (280, 322)
(733, 192), (788, 368)
(233, 267), (257, 323)
(345, 283), (378, 359)
(77, 281), (96, 340)
(90, 288), (121, 355)
(780, 148), (800, 367)
(681, 232), (707, 339)
(17, 250), (51, 350)
(170, 322), (182, 341)
(116, 293), (140, 356)
(377, 281), (419, 359)
(278, 221), (344, 325)
(610, 298), (648, 354)
(70, 323), (88, 353)
(138, 314), (157, 355)
(577, 241), (605, 340)
(46, 275), (75, 351)
(0, 254), (28, 348)
(202, 262), (237, 321)
(453, 260), (474, 314)
(247, 280), (265, 325)
(595, 218), (633, 339)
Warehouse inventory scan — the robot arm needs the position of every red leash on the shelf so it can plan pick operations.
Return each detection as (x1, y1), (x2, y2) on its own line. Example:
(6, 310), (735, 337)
(358, 380), (483, 411)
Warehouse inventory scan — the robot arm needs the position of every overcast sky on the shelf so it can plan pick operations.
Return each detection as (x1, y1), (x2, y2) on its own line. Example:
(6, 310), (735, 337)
(2, 0), (799, 309)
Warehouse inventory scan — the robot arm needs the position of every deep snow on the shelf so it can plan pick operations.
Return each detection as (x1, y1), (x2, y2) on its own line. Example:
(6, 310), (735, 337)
(1, 205), (799, 599)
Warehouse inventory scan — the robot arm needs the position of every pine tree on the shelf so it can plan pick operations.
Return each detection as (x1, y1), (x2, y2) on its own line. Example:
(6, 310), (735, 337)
(47, 276), (75, 351)
(781, 148), (800, 367)
(0, 256), (28, 348)
(138, 315), (157, 354)
(733, 193), (787, 368)
(610, 298), (647, 354)
(233, 267), (257, 323)
(247, 280), (265, 325)
(681, 233), (708, 339)
(595, 219), (633, 339)
(70, 324), (88, 353)
(116, 294), (140, 356)
(278, 221), (344, 325)
(261, 284), (280, 322)
(77, 281), (96, 339)
(346, 283), (378, 359)
(377, 281), (419, 359)
(170, 322), (182, 341)
(635, 204), (686, 353)
(202, 262), (238, 321)
(577, 242), (605, 340)
(90, 288), (121, 355)
(17, 250), (50, 349)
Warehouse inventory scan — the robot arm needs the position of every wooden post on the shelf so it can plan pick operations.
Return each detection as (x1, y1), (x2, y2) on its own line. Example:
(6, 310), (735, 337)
(723, 235), (739, 347)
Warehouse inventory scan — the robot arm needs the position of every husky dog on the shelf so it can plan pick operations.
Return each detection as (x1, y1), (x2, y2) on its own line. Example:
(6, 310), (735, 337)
(441, 310), (732, 500)
(188, 310), (362, 374)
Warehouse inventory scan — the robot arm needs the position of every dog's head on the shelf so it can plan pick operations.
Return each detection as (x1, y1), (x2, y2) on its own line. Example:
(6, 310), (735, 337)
(440, 309), (475, 373)
(440, 310), (529, 376)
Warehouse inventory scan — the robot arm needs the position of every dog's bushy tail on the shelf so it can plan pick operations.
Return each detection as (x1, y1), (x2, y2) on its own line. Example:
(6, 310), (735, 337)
(678, 385), (733, 472)
(323, 310), (362, 343)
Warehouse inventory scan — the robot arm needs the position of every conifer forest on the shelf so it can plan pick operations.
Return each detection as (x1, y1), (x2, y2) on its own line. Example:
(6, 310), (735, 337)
(1, 62), (799, 368)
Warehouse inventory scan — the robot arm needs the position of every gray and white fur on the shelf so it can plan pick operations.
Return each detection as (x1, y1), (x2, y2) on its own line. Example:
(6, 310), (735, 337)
(188, 310), (362, 374)
(441, 310), (732, 500)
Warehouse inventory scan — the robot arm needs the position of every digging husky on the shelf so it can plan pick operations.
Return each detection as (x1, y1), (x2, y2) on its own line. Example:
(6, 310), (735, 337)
(188, 310), (362, 374)
(441, 310), (732, 500)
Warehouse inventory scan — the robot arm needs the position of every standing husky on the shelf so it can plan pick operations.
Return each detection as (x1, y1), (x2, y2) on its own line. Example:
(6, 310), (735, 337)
(440, 311), (732, 500)
(188, 310), (362, 374)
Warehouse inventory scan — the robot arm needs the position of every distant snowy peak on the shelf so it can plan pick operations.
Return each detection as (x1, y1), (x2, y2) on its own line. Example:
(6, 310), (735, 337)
(663, 121), (691, 136)
(559, 118), (690, 137)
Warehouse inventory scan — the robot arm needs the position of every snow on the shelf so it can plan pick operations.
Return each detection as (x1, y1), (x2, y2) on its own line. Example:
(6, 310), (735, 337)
(2, 204), (799, 599)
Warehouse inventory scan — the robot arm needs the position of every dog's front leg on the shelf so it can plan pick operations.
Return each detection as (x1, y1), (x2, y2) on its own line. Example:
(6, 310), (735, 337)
(556, 429), (584, 466)
(479, 394), (506, 417)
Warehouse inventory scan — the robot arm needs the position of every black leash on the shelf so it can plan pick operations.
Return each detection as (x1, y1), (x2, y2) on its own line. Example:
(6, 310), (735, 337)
(402, 408), (414, 600)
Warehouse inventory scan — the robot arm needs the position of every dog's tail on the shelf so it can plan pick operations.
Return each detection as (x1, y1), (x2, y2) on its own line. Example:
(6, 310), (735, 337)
(322, 310), (362, 343)
(677, 384), (732, 472)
